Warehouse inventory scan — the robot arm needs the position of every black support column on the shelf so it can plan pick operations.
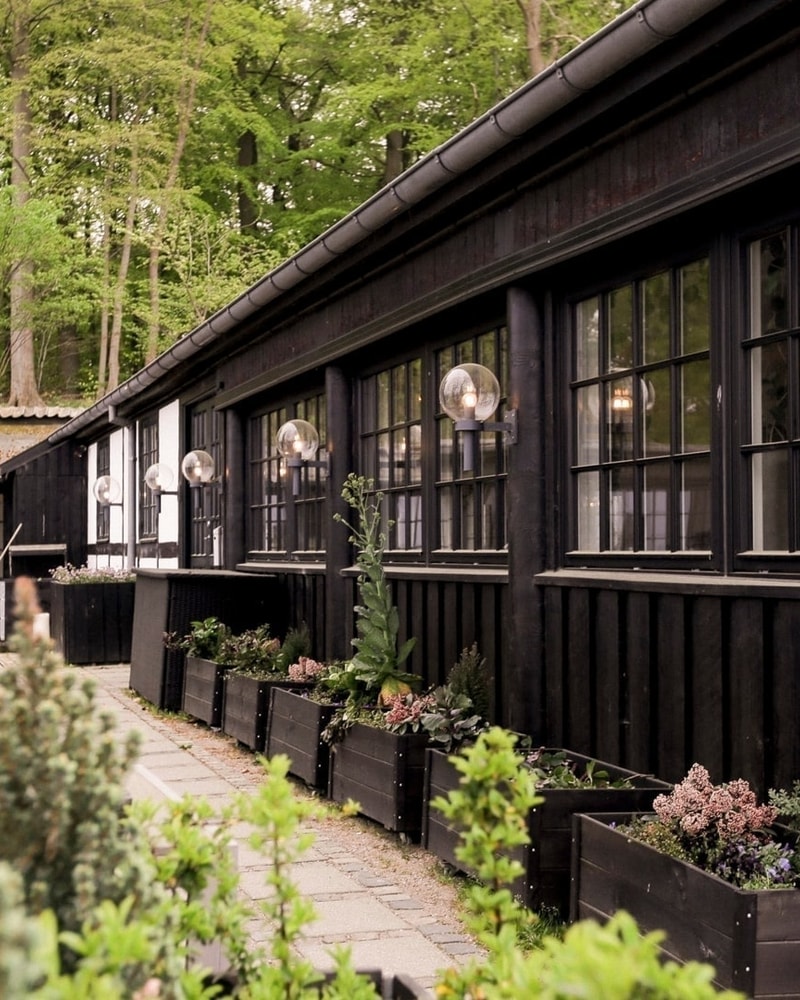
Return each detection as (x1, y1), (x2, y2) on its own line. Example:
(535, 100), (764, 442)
(325, 366), (353, 662)
(223, 407), (245, 569)
(506, 285), (546, 740)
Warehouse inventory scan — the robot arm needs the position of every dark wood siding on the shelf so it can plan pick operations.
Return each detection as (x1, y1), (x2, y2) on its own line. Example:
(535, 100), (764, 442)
(539, 575), (800, 794)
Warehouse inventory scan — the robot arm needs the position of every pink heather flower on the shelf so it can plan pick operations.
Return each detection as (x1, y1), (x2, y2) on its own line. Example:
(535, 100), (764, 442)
(653, 763), (777, 845)
(287, 656), (325, 681)
(383, 692), (435, 726)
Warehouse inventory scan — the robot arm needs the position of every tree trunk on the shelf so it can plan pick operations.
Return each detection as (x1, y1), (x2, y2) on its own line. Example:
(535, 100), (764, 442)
(516, 0), (544, 76)
(383, 128), (406, 184)
(8, 8), (43, 407)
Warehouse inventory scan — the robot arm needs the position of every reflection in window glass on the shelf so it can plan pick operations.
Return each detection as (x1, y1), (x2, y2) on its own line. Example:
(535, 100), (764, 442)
(575, 297), (599, 380)
(751, 451), (788, 550)
(752, 233), (788, 336)
(643, 463), (670, 550)
(751, 341), (789, 444)
(680, 360), (711, 451)
(607, 376), (635, 461)
(680, 259), (710, 355)
(576, 385), (599, 465)
(643, 272), (670, 363)
(608, 285), (633, 370)
(680, 456), (711, 550)
(608, 465), (634, 551)
(576, 471), (600, 550)
(643, 369), (670, 458)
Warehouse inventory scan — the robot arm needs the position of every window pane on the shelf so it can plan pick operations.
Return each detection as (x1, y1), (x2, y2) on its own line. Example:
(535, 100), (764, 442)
(752, 232), (788, 336)
(680, 457), (711, 550)
(576, 385), (599, 465)
(680, 259), (710, 354)
(377, 432), (390, 488)
(439, 418), (454, 481)
(460, 482), (475, 548)
(576, 471), (599, 550)
(680, 360), (711, 452)
(608, 466), (634, 551)
(439, 485), (453, 549)
(643, 369), (670, 458)
(393, 365), (406, 422)
(608, 285), (633, 370)
(643, 271), (670, 363)
(643, 463), (670, 550)
(409, 359), (422, 420)
(750, 341), (789, 444)
(575, 297), (599, 380)
(607, 376), (634, 461)
(409, 424), (422, 484)
(377, 371), (390, 427)
(751, 451), (789, 550)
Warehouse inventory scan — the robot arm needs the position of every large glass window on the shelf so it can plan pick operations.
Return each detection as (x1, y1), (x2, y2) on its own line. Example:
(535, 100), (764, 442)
(360, 360), (423, 550)
(186, 406), (222, 562)
(571, 260), (711, 553)
(139, 419), (158, 539)
(436, 326), (509, 551)
(745, 230), (798, 551)
(249, 393), (326, 555)
(96, 437), (111, 542)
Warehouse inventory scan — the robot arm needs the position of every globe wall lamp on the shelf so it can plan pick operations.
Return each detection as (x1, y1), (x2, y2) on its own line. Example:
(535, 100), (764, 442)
(438, 363), (517, 473)
(276, 419), (327, 496)
(144, 450), (216, 510)
(92, 474), (123, 507)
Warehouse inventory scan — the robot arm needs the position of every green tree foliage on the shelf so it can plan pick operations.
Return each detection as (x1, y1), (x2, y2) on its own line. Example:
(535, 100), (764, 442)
(0, 0), (621, 404)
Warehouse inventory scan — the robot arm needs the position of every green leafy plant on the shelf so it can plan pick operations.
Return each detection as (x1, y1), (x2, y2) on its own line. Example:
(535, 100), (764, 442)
(432, 729), (744, 999)
(334, 474), (418, 706)
(524, 747), (634, 790)
(447, 642), (492, 724)
(165, 615), (232, 660)
(220, 624), (283, 676)
(769, 779), (800, 832)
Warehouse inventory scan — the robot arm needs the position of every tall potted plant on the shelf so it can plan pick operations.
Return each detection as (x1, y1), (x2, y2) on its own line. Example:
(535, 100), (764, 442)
(572, 763), (800, 997)
(325, 474), (428, 837)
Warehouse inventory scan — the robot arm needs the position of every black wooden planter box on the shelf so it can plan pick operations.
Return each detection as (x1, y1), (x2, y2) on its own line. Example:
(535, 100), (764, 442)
(183, 656), (228, 728)
(328, 723), (430, 839)
(422, 746), (670, 916)
(50, 580), (135, 665)
(572, 812), (800, 998)
(265, 687), (337, 788)
(222, 674), (311, 752)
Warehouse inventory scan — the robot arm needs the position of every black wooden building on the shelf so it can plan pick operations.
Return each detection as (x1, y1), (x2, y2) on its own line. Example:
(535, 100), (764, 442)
(3, 0), (800, 793)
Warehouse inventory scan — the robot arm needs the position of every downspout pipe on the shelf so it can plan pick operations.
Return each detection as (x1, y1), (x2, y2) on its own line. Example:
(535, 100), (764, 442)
(108, 405), (136, 571)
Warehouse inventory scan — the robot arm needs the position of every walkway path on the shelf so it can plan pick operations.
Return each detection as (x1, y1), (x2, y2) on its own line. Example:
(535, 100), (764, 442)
(85, 664), (484, 992)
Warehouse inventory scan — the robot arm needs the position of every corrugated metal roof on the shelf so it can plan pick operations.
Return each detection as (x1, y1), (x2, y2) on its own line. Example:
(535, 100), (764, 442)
(0, 406), (85, 420)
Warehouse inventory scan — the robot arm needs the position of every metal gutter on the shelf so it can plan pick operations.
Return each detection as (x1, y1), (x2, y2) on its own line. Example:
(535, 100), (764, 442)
(46, 0), (726, 448)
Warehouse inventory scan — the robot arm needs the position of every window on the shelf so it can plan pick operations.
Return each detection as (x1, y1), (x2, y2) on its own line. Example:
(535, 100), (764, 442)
(139, 419), (158, 538)
(249, 393), (326, 555)
(570, 260), (711, 554)
(96, 437), (111, 541)
(187, 406), (222, 562)
(436, 328), (509, 550)
(357, 326), (509, 556)
(360, 360), (423, 550)
(745, 230), (798, 551)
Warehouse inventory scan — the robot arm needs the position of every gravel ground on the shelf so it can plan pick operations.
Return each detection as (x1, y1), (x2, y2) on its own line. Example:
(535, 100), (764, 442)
(149, 706), (474, 929)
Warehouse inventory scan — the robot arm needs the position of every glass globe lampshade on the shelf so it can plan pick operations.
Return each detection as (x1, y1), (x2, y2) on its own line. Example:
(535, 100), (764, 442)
(181, 450), (215, 485)
(439, 363), (501, 422)
(144, 463), (176, 493)
(276, 419), (320, 462)
(92, 475), (122, 506)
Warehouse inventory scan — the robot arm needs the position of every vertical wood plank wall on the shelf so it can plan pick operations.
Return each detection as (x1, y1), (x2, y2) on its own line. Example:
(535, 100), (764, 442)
(540, 581), (800, 794)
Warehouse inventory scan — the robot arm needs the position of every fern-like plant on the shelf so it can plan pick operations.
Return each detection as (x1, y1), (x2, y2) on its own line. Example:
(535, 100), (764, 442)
(334, 473), (417, 705)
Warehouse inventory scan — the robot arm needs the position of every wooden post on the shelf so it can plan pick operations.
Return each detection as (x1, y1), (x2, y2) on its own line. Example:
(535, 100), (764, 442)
(223, 407), (245, 569)
(506, 285), (546, 740)
(325, 366), (353, 662)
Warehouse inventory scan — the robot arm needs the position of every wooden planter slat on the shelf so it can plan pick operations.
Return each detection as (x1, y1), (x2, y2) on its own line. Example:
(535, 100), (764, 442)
(183, 656), (227, 728)
(222, 675), (311, 752)
(423, 747), (670, 915)
(265, 687), (336, 788)
(50, 581), (135, 665)
(572, 812), (800, 998)
(328, 723), (430, 838)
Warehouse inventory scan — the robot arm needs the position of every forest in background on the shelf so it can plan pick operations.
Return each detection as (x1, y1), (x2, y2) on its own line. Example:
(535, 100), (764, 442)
(1, 0), (621, 407)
